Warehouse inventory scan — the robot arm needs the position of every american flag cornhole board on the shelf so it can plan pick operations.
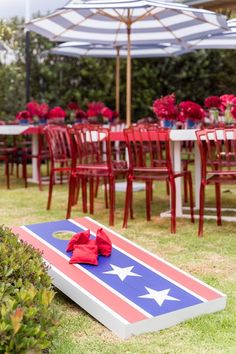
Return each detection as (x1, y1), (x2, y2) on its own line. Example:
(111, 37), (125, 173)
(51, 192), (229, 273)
(12, 217), (226, 339)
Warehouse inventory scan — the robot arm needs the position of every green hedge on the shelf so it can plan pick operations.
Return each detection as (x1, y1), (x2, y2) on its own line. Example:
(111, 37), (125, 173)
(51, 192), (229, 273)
(0, 226), (59, 353)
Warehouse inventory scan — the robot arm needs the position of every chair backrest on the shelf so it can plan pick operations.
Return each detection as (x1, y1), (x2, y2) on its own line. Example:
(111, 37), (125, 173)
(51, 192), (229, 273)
(196, 128), (236, 175)
(44, 125), (71, 163)
(124, 126), (172, 174)
(69, 125), (112, 169)
(110, 122), (126, 132)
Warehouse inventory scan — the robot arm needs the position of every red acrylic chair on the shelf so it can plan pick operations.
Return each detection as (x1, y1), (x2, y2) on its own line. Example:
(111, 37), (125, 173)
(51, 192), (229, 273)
(0, 136), (15, 188)
(0, 135), (28, 189)
(67, 125), (127, 226)
(123, 126), (194, 233)
(196, 128), (236, 237)
(44, 125), (72, 210)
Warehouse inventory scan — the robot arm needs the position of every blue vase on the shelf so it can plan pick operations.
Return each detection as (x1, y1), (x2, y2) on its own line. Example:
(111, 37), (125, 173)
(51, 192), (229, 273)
(39, 118), (47, 125)
(187, 118), (197, 129)
(75, 119), (82, 124)
(163, 119), (174, 129)
(19, 119), (29, 125)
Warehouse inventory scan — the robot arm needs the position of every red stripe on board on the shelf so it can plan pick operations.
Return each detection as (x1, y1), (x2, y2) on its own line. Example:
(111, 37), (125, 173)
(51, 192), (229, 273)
(74, 218), (221, 301)
(12, 226), (147, 324)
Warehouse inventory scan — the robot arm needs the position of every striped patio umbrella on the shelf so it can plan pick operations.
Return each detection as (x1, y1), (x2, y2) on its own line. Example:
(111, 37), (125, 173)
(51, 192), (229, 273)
(26, 0), (228, 125)
(48, 41), (191, 113)
(49, 42), (189, 59)
(187, 19), (236, 49)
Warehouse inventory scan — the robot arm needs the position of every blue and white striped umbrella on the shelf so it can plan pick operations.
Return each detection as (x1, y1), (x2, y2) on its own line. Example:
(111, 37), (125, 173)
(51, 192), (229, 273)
(26, 1), (228, 45)
(49, 42), (190, 58)
(26, 0), (228, 125)
(188, 19), (236, 49)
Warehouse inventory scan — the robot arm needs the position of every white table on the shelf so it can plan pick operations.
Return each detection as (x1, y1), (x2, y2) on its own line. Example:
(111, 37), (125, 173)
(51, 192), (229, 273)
(161, 129), (236, 222)
(110, 129), (200, 218)
(0, 125), (41, 183)
(160, 129), (200, 219)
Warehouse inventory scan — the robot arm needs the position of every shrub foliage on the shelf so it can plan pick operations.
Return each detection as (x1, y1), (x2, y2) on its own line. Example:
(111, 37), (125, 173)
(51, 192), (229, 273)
(0, 226), (59, 353)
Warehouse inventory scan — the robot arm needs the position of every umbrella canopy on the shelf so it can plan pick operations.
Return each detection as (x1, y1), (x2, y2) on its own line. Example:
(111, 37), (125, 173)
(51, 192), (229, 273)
(26, 0), (228, 125)
(26, 0), (228, 45)
(49, 42), (189, 58)
(187, 19), (236, 49)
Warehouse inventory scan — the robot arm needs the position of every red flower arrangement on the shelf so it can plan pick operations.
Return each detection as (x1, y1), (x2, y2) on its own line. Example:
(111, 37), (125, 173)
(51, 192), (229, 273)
(87, 101), (105, 119)
(26, 100), (49, 120)
(231, 105), (236, 120)
(101, 106), (113, 121)
(204, 96), (221, 110)
(220, 94), (236, 112)
(219, 95), (236, 124)
(179, 101), (205, 122)
(38, 103), (49, 118)
(47, 106), (67, 123)
(75, 109), (88, 122)
(67, 102), (80, 111)
(152, 94), (179, 122)
(16, 110), (33, 124)
(86, 101), (116, 124)
(26, 101), (39, 117)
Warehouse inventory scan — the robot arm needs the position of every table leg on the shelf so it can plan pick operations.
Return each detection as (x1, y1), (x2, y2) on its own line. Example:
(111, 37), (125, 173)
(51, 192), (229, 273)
(31, 134), (39, 182)
(194, 142), (201, 210)
(172, 141), (182, 217)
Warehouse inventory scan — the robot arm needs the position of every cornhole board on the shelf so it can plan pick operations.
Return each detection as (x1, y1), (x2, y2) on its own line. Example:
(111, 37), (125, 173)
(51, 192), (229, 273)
(12, 217), (226, 339)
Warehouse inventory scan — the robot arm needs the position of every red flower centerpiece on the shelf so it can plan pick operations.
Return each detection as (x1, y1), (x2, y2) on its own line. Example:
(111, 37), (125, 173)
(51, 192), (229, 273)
(15, 110), (33, 125)
(231, 105), (236, 121)
(101, 106), (114, 123)
(87, 101), (104, 123)
(152, 94), (179, 128)
(26, 101), (39, 117)
(86, 101), (115, 124)
(38, 103), (49, 122)
(204, 96), (221, 110)
(67, 102), (81, 121)
(67, 102), (80, 111)
(204, 96), (221, 124)
(47, 106), (67, 124)
(220, 94), (236, 124)
(75, 109), (88, 123)
(26, 100), (49, 124)
(179, 100), (205, 128)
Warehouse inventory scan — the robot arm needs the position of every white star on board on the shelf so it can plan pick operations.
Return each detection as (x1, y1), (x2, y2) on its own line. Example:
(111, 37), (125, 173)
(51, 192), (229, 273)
(103, 264), (142, 281)
(139, 287), (180, 307)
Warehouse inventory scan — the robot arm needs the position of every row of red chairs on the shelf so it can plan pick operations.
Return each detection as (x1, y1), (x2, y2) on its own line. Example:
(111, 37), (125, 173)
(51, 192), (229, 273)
(44, 124), (194, 234)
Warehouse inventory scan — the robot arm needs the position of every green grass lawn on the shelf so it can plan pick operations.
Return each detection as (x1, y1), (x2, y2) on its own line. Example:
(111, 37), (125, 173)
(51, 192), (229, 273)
(1, 167), (236, 354)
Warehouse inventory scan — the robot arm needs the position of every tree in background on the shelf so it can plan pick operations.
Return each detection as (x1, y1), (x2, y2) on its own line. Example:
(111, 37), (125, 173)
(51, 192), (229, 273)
(0, 17), (236, 122)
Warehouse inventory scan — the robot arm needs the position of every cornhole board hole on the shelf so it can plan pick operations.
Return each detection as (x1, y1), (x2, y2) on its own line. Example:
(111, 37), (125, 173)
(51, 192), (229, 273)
(12, 217), (226, 339)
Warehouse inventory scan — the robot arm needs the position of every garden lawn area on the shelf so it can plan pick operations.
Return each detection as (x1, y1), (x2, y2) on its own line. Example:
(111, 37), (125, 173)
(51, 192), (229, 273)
(1, 167), (236, 354)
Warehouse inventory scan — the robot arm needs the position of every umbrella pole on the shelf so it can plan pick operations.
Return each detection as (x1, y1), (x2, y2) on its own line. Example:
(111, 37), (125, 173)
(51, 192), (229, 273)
(126, 21), (131, 127)
(115, 46), (120, 114)
(25, 0), (31, 103)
